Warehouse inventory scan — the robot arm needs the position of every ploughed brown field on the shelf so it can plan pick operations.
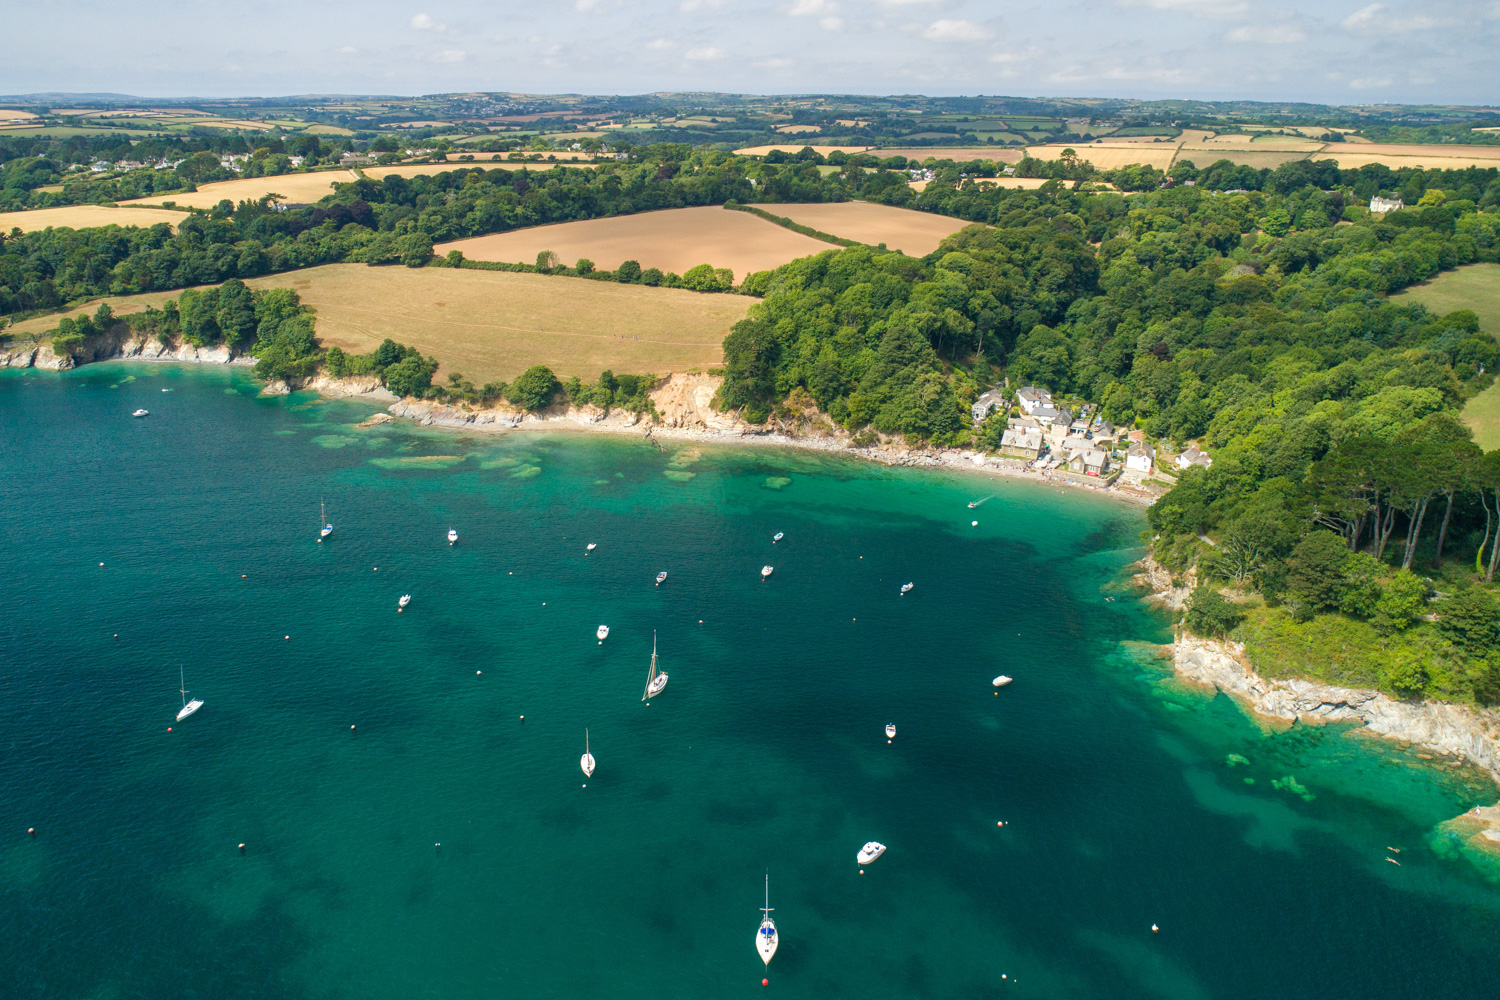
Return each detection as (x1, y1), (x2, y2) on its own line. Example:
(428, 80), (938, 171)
(0, 205), (190, 232)
(11, 264), (749, 384)
(436, 206), (834, 280)
(769, 202), (974, 256)
(116, 170), (359, 209)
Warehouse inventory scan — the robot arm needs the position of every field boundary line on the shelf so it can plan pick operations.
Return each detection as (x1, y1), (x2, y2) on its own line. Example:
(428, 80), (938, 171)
(724, 202), (861, 248)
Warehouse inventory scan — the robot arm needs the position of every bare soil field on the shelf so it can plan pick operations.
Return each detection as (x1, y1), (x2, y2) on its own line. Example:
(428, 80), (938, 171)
(0, 204), (189, 233)
(436, 206), (833, 279)
(770, 202), (973, 256)
(9, 264), (750, 383)
(117, 170), (358, 209)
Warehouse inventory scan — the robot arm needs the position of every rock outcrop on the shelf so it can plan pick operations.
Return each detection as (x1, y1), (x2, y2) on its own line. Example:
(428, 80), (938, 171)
(1135, 553), (1194, 610)
(1173, 632), (1500, 785)
(1, 334), (250, 369)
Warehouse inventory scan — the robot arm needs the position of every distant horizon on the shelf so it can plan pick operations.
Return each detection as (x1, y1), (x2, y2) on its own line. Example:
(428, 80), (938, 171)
(2, 89), (1497, 114)
(5, 0), (1496, 107)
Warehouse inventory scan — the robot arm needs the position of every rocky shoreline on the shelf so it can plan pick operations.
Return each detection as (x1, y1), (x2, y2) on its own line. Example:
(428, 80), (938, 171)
(1135, 553), (1500, 850)
(1, 333), (256, 370)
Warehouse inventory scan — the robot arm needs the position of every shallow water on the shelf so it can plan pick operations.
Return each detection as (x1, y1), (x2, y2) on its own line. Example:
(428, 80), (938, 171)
(2, 364), (1498, 1000)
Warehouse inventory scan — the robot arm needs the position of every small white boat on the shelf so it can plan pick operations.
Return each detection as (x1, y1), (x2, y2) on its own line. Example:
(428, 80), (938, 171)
(175, 666), (203, 722)
(761, 565), (774, 580)
(596, 625), (609, 643)
(132, 408), (149, 417)
(992, 675), (1012, 687)
(756, 873), (778, 966)
(968, 495), (993, 509)
(318, 500), (332, 541)
(580, 729), (595, 777)
(447, 528), (458, 545)
(857, 841), (886, 865)
(642, 631), (668, 701)
(655, 571), (668, 587)
(899, 582), (913, 595)
(161, 388), (170, 392)
(398, 594), (411, 608)
(773, 532), (784, 543)
(586, 542), (597, 553)
(885, 724), (896, 739)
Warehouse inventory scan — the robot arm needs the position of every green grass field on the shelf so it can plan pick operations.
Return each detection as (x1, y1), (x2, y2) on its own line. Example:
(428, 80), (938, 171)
(1392, 263), (1500, 448)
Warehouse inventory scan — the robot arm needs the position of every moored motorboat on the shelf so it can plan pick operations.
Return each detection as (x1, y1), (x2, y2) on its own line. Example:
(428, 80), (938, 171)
(175, 666), (203, 722)
(857, 842), (886, 865)
(885, 724), (896, 739)
(596, 624), (609, 643)
(761, 565), (774, 580)
(756, 873), (778, 966)
(900, 582), (913, 595)
(132, 408), (149, 417)
(992, 675), (1012, 687)
(580, 729), (595, 778)
(398, 594), (411, 608)
(655, 571), (668, 587)
(642, 631), (668, 701)
(447, 528), (458, 545)
(586, 542), (597, 553)
(773, 531), (783, 543)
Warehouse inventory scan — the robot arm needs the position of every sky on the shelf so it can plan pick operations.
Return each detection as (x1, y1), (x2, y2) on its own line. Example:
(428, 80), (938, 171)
(2, 0), (1497, 105)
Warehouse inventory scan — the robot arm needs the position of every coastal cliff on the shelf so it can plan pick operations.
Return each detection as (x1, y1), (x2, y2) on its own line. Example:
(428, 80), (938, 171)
(1170, 630), (1500, 844)
(1, 334), (253, 369)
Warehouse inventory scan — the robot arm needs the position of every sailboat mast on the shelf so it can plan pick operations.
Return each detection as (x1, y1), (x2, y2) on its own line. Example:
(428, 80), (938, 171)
(179, 665), (188, 708)
(763, 872), (772, 913)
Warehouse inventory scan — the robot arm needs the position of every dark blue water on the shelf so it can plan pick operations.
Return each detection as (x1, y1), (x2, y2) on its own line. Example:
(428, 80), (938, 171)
(2, 363), (1497, 1000)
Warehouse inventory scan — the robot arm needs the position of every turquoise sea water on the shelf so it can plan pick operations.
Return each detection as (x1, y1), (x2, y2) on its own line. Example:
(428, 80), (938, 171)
(3, 363), (1500, 1000)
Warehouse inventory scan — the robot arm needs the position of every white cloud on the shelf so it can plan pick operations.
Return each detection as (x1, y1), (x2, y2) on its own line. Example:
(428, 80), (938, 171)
(410, 13), (439, 30)
(1341, 3), (1440, 32)
(879, 0), (940, 5)
(820, 16), (844, 29)
(336, 45), (357, 54)
(788, 0), (834, 14)
(432, 49), (466, 63)
(680, 0), (724, 9)
(576, 0), (598, 10)
(1350, 75), (1392, 88)
(1120, 0), (1249, 17)
(990, 47), (1040, 63)
(685, 46), (726, 60)
(1226, 23), (1305, 43)
(922, 19), (992, 41)
(646, 38), (675, 50)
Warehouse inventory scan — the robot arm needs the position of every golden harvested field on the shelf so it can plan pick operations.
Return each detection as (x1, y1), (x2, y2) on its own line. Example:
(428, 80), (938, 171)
(734, 144), (876, 156)
(0, 109), (38, 121)
(770, 202), (973, 256)
(436, 206), (834, 280)
(1038, 144), (1180, 169)
(10, 264), (749, 383)
(1322, 148), (1500, 170)
(0, 204), (189, 233)
(1175, 147), (1314, 169)
(879, 147), (1025, 163)
(117, 170), (358, 209)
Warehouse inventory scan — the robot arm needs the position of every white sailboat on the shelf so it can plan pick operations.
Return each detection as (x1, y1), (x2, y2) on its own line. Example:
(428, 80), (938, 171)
(447, 528), (458, 545)
(596, 624), (609, 644)
(580, 729), (595, 777)
(642, 631), (668, 701)
(761, 565), (774, 580)
(319, 500), (333, 541)
(756, 873), (779, 966)
(176, 666), (203, 722)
